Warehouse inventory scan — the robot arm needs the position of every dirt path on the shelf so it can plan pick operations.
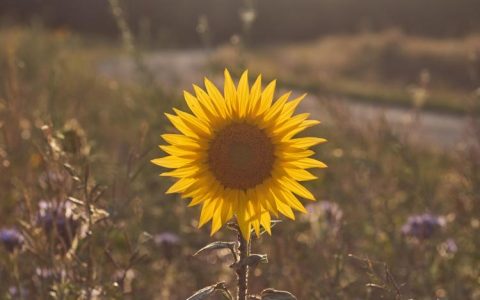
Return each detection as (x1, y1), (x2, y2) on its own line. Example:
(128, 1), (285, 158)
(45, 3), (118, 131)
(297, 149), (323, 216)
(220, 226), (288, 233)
(99, 49), (473, 151)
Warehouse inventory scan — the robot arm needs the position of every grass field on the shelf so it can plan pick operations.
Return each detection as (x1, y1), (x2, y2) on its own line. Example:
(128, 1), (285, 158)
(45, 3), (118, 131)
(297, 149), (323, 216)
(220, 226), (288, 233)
(0, 27), (480, 299)
(215, 30), (480, 114)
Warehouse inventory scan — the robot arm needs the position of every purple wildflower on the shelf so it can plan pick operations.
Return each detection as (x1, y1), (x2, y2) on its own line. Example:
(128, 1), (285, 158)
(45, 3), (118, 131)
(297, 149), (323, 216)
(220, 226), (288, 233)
(305, 201), (343, 225)
(34, 267), (67, 284)
(438, 238), (458, 257)
(37, 200), (79, 249)
(8, 286), (29, 299)
(38, 170), (72, 192)
(154, 232), (180, 246)
(401, 213), (446, 239)
(304, 201), (343, 240)
(154, 232), (181, 260)
(0, 228), (24, 252)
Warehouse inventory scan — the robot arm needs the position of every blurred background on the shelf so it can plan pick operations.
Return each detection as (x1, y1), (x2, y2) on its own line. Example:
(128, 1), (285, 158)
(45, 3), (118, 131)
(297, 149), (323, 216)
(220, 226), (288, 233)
(0, 1), (479, 299)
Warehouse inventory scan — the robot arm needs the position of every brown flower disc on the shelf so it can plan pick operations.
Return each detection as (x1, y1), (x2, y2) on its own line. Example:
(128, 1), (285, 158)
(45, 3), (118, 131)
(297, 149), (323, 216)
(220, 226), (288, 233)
(208, 122), (275, 190)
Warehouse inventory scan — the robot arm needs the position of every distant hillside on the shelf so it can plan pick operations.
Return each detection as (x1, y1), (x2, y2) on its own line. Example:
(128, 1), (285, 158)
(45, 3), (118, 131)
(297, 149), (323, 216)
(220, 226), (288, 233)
(1, 0), (480, 45)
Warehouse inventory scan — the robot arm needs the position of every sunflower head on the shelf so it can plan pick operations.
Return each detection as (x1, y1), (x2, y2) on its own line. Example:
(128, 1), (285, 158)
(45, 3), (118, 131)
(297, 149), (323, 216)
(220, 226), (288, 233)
(152, 70), (327, 240)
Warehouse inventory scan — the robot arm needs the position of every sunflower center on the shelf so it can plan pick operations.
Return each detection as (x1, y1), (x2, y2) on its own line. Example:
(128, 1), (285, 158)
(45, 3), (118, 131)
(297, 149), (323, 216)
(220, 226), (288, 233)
(208, 122), (275, 190)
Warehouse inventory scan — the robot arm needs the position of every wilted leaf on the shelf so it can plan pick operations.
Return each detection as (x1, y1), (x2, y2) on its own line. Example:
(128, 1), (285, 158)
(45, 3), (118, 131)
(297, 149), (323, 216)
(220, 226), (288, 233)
(186, 284), (216, 300)
(260, 288), (297, 300)
(193, 241), (236, 256)
(231, 254), (268, 269)
(217, 284), (234, 300)
(186, 282), (231, 300)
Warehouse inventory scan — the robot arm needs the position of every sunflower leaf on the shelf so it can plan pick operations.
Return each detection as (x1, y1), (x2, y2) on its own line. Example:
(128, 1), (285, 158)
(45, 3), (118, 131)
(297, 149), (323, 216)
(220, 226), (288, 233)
(260, 288), (297, 300)
(217, 285), (234, 300)
(231, 254), (268, 270)
(186, 284), (216, 300)
(193, 241), (237, 257)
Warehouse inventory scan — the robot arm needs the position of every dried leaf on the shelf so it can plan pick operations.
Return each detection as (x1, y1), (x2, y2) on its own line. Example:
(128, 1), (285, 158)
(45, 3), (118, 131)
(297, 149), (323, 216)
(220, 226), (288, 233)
(67, 196), (85, 206)
(63, 163), (76, 176)
(186, 282), (230, 300)
(260, 288), (297, 300)
(90, 205), (110, 223)
(217, 284), (234, 300)
(193, 241), (236, 256)
(138, 231), (153, 244)
(186, 284), (216, 300)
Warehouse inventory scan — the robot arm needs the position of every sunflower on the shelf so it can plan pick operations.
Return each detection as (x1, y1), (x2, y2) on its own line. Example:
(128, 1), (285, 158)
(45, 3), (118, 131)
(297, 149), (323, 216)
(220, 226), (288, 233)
(152, 70), (327, 240)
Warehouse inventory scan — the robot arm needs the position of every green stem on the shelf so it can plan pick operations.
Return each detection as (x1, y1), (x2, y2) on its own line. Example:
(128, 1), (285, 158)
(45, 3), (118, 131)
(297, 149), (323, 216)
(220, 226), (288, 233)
(236, 231), (250, 300)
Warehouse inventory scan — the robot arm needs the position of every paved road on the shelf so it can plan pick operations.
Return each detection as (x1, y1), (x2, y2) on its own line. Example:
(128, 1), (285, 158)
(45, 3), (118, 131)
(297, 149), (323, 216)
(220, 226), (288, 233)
(99, 49), (474, 151)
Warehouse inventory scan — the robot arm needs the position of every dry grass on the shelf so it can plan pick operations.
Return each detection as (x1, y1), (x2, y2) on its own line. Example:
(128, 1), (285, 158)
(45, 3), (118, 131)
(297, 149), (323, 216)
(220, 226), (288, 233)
(215, 29), (480, 114)
(0, 27), (479, 299)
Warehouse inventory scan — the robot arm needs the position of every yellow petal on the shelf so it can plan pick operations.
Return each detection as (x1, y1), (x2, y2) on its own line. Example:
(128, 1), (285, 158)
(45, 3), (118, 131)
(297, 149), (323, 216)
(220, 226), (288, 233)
(151, 156), (192, 169)
(289, 158), (328, 169)
(279, 149), (315, 160)
(260, 210), (272, 235)
(237, 205), (252, 241)
(280, 119), (321, 141)
(247, 75), (262, 116)
(211, 198), (224, 235)
(269, 187), (295, 219)
(237, 70), (250, 118)
(246, 198), (261, 236)
(252, 219), (261, 237)
(173, 108), (211, 137)
(275, 93), (307, 125)
(161, 134), (201, 149)
(272, 113), (310, 136)
(278, 177), (315, 200)
(188, 195), (208, 207)
(193, 84), (219, 118)
(166, 178), (197, 194)
(284, 168), (318, 181)
(257, 80), (276, 116)
(263, 92), (291, 123)
(224, 69), (237, 116)
(228, 189), (240, 216)
(274, 195), (295, 220)
(204, 77), (228, 118)
(288, 137), (327, 149)
(165, 112), (199, 138)
(199, 199), (216, 227)
(255, 183), (278, 216)
(160, 165), (202, 178)
(221, 199), (233, 225)
(184, 91), (209, 122)
(279, 189), (307, 213)
(187, 182), (220, 206)
(159, 145), (199, 158)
